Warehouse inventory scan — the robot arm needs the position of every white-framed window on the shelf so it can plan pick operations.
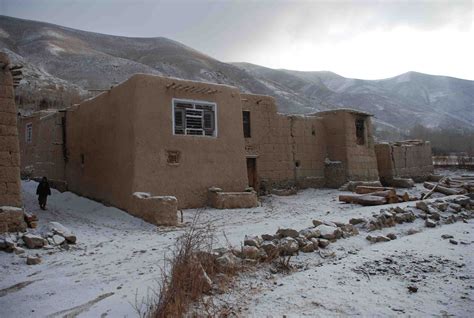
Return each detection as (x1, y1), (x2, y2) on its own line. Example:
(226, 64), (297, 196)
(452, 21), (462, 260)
(172, 99), (217, 137)
(26, 123), (33, 144)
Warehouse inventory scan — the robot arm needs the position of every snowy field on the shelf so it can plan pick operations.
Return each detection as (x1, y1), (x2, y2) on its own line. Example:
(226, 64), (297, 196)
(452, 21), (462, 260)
(0, 179), (473, 317)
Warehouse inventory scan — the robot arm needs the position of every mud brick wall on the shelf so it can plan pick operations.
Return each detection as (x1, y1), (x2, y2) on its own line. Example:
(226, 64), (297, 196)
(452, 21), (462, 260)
(0, 52), (22, 207)
(375, 141), (434, 182)
(242, 94), (326, 191)
(18, 110), (66, 182)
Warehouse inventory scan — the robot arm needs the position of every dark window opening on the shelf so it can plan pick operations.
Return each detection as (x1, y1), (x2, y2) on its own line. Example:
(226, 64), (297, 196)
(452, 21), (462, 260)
(295, 160), (301, 168)
(243, 111), (251, 138)
(355, 118), (366, 145)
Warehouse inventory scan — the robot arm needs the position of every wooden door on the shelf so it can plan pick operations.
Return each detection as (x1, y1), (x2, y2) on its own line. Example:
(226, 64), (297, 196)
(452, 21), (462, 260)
(246, 158), (257, 189)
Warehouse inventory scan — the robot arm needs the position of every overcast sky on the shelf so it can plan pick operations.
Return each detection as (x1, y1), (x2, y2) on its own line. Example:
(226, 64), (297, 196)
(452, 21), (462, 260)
(1, 0), (473, 80)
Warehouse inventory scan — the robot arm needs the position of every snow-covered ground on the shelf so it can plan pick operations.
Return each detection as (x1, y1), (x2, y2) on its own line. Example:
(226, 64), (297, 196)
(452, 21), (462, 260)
(0, 180), (473, 317)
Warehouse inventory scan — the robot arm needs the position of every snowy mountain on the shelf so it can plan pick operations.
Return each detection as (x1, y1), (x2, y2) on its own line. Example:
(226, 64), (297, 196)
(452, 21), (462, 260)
(1, 15), (473, 131)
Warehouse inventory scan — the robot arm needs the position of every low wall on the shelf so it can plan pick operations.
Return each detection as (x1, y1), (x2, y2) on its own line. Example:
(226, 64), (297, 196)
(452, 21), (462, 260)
(0, 206), (26, 233)
(375, 141), (434, 182)
(130, 192), (178, 226)
(208, 188), (258, 209)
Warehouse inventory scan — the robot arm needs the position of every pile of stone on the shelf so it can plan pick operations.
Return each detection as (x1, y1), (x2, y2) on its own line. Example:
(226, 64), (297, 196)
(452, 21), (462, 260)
(24, 211), (38, 229)
(415, 196), (473, 228)
(0, 221), (77, 265)
(219, 220), (359, 267)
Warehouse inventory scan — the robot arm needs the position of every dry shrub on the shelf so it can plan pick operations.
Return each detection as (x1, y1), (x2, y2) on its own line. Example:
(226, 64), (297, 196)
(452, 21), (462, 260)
(149, 212), (238, 318)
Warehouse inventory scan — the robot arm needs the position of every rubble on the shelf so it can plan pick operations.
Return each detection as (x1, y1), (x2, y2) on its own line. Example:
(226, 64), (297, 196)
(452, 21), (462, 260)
(26, 254), (42, 265)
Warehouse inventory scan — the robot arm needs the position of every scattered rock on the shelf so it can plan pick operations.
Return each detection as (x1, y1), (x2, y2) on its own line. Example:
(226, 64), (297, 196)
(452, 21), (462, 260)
(317, 225), (342, 240)
(407, 228), (420, 235)
(441, 234), (454, 239)
(425, 219), (437, 228)
(261, 234), (275, 241)
(312, 219), (323, 227)
(349, 217), (367, 225)
(278, 237), (299, 255)
(300, 243), (315, 253)
(241, 246), (259, 260)
(429, 212), (441, 221)
(407, 285), (418, 293)
(52, 235), (66, 246)
(49, 222), (76, 244)
(416, 201), (430, 213)
(260, 241), (279, 258)
(318, 239), (330, 248)
(26, 255), (42, 265)
(387, 233), (397, 240)
(276, 228), (299, 238)
(299, 227), (321, 239)
(244, 235), (261, 248)
(14, 246), (25, 255)
(449, 239), (458, 245)
(22, 234), (46, 249)
(375, 235), (391, 243)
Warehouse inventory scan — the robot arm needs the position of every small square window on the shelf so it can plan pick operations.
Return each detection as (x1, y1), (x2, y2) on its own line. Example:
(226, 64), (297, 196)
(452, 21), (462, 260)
(167, 150), (181, 165)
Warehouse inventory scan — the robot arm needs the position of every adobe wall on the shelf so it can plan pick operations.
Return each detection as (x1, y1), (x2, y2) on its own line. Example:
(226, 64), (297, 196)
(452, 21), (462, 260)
(319, 110), (379, 184)
(18, 110), (66, 182)
(65, 79), (136, 211)
(375, 141), (434, 182)
(0, 52), (22, 207)
(131, 75), (249, 209)
(241, 94), (326, 191)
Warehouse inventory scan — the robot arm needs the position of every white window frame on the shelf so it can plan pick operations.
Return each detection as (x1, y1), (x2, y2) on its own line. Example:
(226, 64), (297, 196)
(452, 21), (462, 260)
(172, 98), (218, 137)
(26, 123), (33, 144)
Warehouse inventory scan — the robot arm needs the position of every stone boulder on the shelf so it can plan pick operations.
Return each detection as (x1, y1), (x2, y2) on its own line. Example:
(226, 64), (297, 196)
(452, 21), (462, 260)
(299, 227), (321, 239)
(276, 228), (299, 238)
(317, 225), (342, 240)
(26, 255), (42, 265)
(22, 234), (45, 249)
(241, 246), (259, 260)
(278, 237), (299, 255)
(48, 222), (76, 244)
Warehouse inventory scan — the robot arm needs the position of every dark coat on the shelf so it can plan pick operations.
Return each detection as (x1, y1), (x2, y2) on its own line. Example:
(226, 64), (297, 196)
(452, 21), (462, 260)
(36, 181), (51, 197)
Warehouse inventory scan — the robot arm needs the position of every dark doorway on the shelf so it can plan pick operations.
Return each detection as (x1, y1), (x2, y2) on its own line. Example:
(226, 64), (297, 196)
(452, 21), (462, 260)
(246, 158), (257, 189)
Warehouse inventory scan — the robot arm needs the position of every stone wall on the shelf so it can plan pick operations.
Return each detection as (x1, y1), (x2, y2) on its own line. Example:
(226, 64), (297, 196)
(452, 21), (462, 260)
(0, 206), (26, 233)
(375, 141), (434, 182)
(0, 52), (22, 208)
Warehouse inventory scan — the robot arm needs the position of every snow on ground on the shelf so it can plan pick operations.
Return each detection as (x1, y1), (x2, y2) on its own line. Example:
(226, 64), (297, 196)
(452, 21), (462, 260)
(0, 179), (473, 317)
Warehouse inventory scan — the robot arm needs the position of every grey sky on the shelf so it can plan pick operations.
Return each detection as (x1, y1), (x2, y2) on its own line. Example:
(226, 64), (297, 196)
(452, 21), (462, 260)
(1, 0), (473, 79)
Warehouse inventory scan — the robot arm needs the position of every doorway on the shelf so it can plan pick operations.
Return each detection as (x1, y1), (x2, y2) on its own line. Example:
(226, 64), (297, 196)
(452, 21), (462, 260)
(246, 158), (257, 190)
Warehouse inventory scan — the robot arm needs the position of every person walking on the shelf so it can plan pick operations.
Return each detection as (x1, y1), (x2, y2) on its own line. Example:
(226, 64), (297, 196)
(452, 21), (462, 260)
(36, 177), (51, 210)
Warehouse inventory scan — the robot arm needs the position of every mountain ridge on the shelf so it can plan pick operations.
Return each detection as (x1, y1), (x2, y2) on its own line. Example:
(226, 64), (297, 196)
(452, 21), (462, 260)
(1, 15), (472, 133)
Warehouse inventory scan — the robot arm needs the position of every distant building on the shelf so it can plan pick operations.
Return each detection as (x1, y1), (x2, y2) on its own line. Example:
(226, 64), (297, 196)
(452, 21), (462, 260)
(19, 74), (384, 223)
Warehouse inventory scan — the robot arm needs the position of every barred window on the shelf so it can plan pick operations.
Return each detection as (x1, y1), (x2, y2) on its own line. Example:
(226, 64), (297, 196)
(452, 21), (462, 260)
(173, 100), (217, 137)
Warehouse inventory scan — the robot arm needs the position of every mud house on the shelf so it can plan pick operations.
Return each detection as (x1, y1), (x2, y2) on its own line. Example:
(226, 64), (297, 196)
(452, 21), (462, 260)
(0, 52), (27, 233)
(18, 74), (382, 225)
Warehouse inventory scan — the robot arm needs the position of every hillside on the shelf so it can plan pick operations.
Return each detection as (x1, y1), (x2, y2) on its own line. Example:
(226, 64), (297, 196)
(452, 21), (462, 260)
(1, 15), (472, 132)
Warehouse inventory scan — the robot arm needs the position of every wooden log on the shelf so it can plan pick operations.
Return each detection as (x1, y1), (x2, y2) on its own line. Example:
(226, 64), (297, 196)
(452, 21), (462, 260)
(423, 182), (466, 196)
(369, 189), (397, 198)
(386, 177), (415, 188)
(355, 186), (395, 194)
(428, 174), (445, 182)
(339, 194), (387, 206)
